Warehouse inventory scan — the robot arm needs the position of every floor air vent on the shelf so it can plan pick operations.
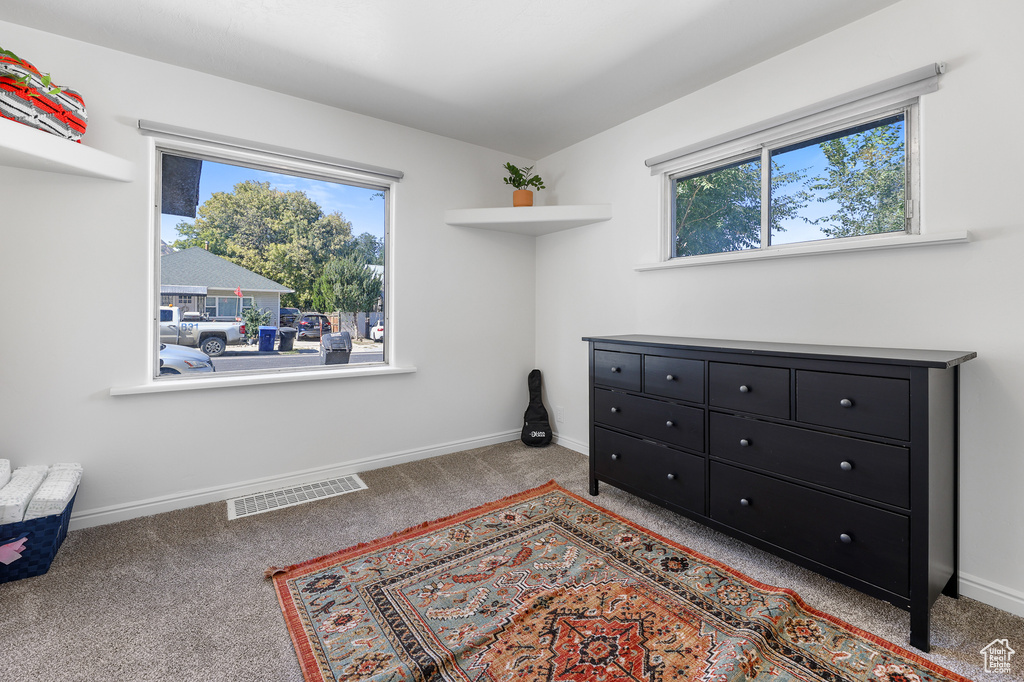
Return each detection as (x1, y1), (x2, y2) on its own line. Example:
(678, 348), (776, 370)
(227, 475), (367, 520)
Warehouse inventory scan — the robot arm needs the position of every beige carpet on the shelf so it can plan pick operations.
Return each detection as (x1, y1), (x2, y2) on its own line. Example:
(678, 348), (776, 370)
(0, 441), (1020, 681)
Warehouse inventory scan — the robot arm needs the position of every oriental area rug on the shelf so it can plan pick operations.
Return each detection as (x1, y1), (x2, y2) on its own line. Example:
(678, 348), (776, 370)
(268, 480), (968, 682)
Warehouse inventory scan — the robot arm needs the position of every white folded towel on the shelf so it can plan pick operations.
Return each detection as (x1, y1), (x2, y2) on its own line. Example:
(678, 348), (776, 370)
(0, 459), (10, 490)
(0, 466), (49, 524)
(23, 466), (83, 521)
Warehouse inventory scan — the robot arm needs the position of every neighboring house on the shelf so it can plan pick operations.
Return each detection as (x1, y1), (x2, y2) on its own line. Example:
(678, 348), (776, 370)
(160, 247), (294, 326)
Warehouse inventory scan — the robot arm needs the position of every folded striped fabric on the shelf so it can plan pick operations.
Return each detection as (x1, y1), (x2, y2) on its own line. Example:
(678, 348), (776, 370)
(0, 466), (48, 524)
(23, 465), (82, 521)
(0, 52), (87, 141)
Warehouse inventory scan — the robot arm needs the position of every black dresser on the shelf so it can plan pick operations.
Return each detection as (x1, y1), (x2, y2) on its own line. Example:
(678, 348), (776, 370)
(585, 334), (975, 652)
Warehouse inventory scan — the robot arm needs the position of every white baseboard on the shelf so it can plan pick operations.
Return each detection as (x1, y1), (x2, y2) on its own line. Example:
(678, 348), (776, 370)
(960, 571), (1024, 618)
(553, 433), (588, 456)
(68, 429), (519, 531)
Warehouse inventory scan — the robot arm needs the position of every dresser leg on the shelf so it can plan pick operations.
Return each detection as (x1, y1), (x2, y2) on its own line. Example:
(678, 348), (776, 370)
(941, 573), (959, 599)
(910, 607), (931, 652)
(589, 478), (599, 496)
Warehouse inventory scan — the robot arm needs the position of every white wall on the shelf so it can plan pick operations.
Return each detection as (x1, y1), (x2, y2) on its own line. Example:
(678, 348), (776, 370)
(0, 21), (537, 525)
(534, 0), (1024, 615)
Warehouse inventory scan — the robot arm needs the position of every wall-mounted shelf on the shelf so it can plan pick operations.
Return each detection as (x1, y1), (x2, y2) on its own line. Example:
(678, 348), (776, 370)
(0, 117), (133, 181)
(445, 204), (611, 236)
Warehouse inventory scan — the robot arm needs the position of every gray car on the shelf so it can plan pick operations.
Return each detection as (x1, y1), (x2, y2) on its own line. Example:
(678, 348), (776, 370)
(159, 343), (215, 375)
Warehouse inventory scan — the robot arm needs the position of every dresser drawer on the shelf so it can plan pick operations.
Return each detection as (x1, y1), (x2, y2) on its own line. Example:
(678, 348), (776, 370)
(796, 371), (910, 440)
(594, 428), (704, 514)
(595, 388), (704, 452)
(644, 355), (704, 403)
(709, 362), (790, 418)
(594, 350), (642, 391)
(710, 462), (909, 596)
(709, 413), (909, 507)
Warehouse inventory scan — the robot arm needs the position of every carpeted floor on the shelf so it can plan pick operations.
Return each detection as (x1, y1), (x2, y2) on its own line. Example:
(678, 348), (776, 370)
(0, 441), (1020, 681)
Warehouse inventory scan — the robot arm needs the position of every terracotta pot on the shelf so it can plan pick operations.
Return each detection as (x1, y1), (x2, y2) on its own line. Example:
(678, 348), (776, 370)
(513, 189), (534, 207)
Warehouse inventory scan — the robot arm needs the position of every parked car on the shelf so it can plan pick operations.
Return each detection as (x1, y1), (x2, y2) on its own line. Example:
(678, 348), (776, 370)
(159, 343), (215, 375)
(370, 320), (384, 341)
(297, 312), (332, 339)
(279, 307), (299, 327)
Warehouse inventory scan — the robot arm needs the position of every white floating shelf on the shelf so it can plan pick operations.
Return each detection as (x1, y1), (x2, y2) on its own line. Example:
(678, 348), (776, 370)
(445, 204), (612, 236)
(0, 117), (133, 181)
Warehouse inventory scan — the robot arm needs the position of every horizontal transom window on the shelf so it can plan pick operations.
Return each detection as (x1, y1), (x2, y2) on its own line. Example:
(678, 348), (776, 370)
(650, 64), (944, 263)
(670, 108), (914, 258)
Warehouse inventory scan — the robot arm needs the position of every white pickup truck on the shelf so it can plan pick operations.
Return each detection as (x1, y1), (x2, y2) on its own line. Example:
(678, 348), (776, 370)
(159, 306), (246, 357)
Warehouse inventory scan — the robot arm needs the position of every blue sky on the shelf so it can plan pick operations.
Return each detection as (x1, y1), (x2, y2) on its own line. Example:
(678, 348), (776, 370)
(160, 159), (386, 245)
(771, 143), (839, 245)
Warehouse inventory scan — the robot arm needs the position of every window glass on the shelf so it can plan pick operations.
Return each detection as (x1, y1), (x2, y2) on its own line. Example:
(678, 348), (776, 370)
(672, 157), (761, 257)
(157, 151), (388, 379)
(770, 114), (905, 245)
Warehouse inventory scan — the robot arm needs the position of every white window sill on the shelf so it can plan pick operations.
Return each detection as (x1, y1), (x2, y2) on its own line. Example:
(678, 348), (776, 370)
(110, 364), (416, 396)
(635, 230), (970, 271)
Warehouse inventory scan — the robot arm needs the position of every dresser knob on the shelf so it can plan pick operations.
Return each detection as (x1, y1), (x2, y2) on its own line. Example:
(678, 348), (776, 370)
(739, 438), (750, 447)
(610, 407), (619, 413)
(739, 385), (750, 393)
(666, 374), (675, 381)
(611, 453), (620, 460)
(667, 473), (676, 480)
(611, 366), (621, 373)
(840, 398), (853, 408)
(665, 420), (674, 428)
(840, 461), (853, 471)
(839, 533), (853, 544)
(740, 498), (751, 507)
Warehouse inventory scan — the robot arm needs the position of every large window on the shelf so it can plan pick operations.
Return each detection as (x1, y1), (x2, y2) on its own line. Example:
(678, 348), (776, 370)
(672, 110), (912, 258)
(155, 143), (392, 380)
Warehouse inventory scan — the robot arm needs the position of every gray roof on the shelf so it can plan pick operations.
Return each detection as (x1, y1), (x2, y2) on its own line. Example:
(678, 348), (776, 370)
(161, 248), (293, 293)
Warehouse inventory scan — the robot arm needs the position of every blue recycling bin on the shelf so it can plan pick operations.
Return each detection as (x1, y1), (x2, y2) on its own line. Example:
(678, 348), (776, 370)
(258, 326), (277, 352)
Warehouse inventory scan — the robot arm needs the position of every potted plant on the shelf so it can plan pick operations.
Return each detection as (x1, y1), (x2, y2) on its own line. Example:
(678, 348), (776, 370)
(502, 162), (546, 207)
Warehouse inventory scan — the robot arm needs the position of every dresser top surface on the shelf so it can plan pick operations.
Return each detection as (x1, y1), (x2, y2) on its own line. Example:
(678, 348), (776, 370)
(584, 335), (976, 369)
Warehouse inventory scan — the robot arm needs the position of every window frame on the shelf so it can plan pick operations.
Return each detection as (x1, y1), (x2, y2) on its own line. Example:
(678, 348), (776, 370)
(664, 102), (921, 261)
(148, 135), (395, 384)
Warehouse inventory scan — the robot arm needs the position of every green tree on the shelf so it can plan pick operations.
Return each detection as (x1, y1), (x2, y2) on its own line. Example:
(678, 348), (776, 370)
(240, 305), (271, 341)
(674, 159), (805, 256)
(803, 119), (905, 238)
(343, 232), (383, 265)
(172, 180), (355, 309)
(311, 256), (383, 337)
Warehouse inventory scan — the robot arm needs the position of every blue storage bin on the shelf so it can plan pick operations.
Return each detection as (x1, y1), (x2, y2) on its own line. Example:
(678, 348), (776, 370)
(257, 326), (276, 352)
(0, 492), (76, 584)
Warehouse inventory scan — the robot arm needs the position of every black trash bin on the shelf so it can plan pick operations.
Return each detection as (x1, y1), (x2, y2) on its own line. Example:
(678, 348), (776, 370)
(278, 327), (297, 351)
(320, 331), (352, 364)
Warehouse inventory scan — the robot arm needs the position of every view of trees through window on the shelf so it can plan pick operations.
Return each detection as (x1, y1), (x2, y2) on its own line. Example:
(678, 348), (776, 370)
(673, 113), (907, 257)
(157, 152), (387, 377)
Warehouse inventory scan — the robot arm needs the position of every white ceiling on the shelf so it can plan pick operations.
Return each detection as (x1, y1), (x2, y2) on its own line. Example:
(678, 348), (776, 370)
(1, 0), (900, 159)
